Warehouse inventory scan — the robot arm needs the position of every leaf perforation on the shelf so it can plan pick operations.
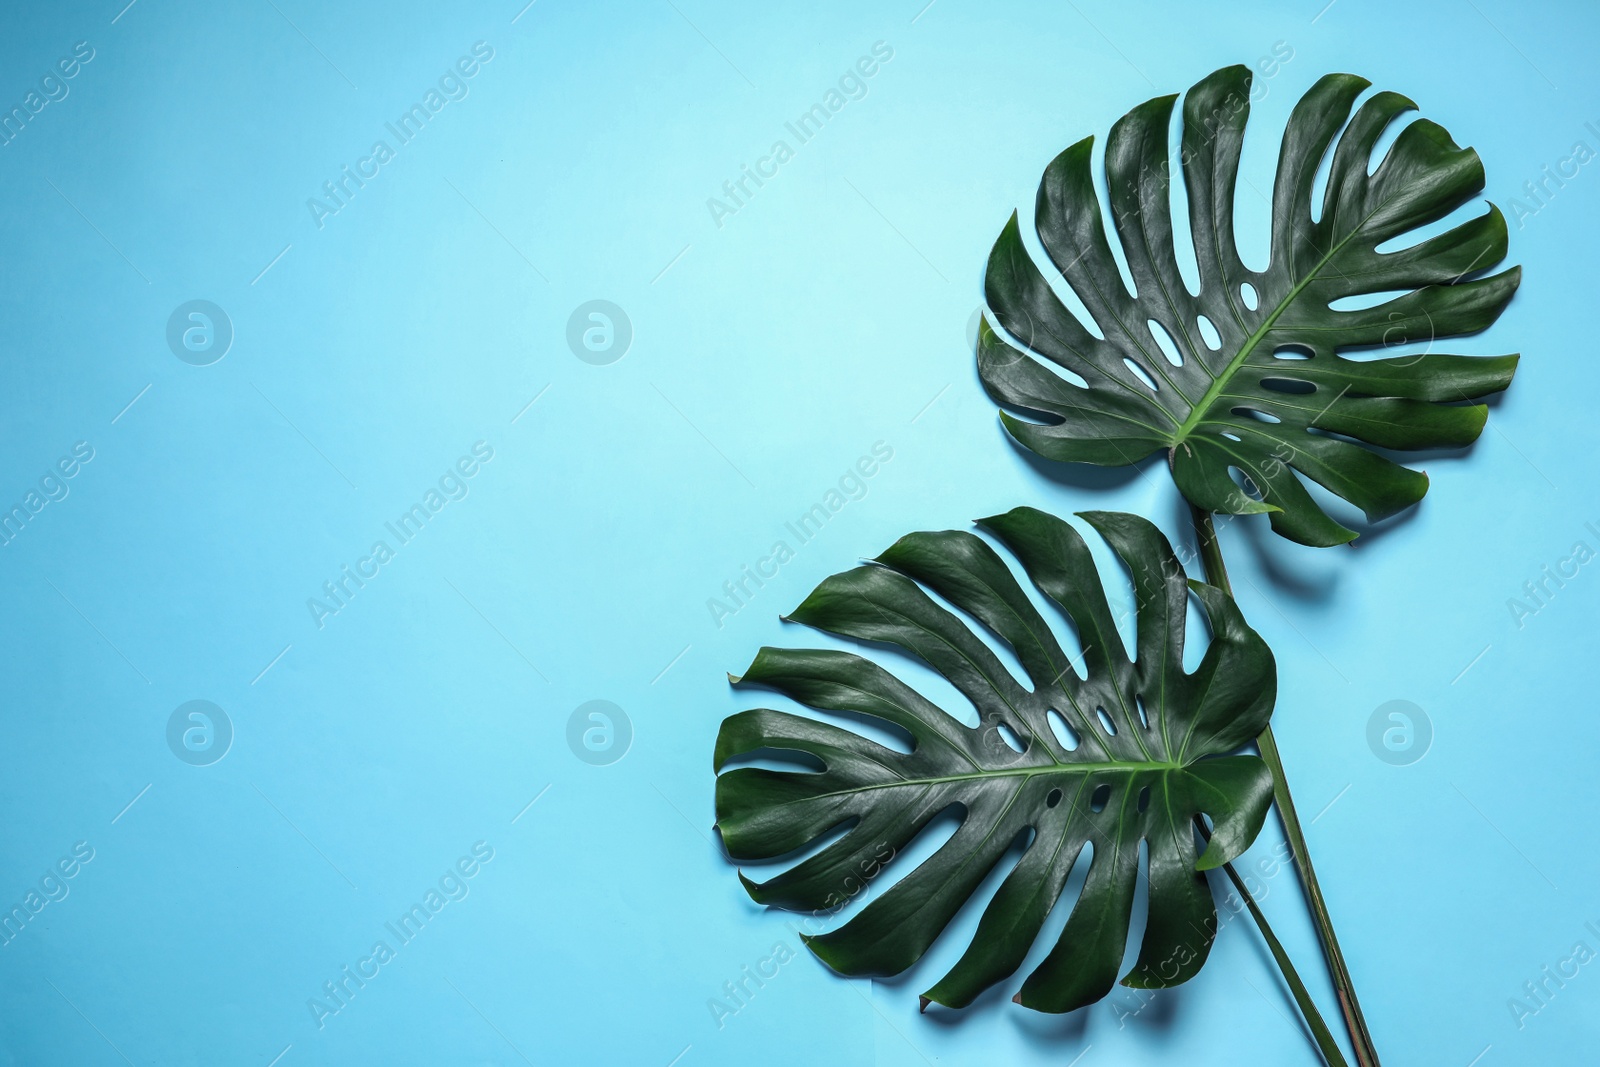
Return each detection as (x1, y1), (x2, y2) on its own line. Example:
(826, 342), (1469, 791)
(716, 508), (1278, 1012)
(979, 65), (1519, 546)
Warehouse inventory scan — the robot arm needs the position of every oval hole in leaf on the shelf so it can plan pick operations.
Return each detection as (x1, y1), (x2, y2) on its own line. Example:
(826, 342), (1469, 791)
(1046, 708), (1081, 751)
(1232, 407), (1282, 424)
(1367, 111), (1419, 177)
(1220, 431), (1242, 442)
(1096, 160), (1143, 299)
(869, 803), (966, 895)
(915, 578), (1036, 694)
(1122, 358), (1159, 391)
(1036, 264), (1107, 341)
(1196, 314), (1222, 351)
(1272, 344), (1313, 361)
(726, 813), (861, 870)
(1146, 319), (1184, 368)
(1046, 787), (1063, 809)
(1309, 129), (1337, 225)
(717, 747), (828, 774)
(987, 313), (1092, 388)
(1240, 281), (1259, 310)
(889, 661), (979, 729)
(1328, 290), (1408, 312)
(1261, 377), (1316, 395)
(1182, 586), (1209, 673)
(1137, 785), (1151, 813)
(1375, 195), (1483, 252)
(995, 720), (1026, 753)
(805, 708), (916, 755)
(1167, 116), (1202, 296)
(1135, 695), (1150, 730)
(1089, 783), (1112, 813)
(1094, 707), (1118, 736)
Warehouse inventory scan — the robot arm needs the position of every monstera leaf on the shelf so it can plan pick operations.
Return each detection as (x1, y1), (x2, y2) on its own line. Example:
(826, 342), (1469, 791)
(979, 65), (1520, 547)
(713, 508), (1277, 1013)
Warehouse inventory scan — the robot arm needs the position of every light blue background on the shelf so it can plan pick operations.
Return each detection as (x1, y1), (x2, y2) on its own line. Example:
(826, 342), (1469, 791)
(0, 1), (1595, 1064)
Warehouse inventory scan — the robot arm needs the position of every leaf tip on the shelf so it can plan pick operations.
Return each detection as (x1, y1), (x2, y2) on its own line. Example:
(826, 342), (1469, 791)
(972, 510), (1002, 531)
(1468, 403), (1490, 437)
(918, 995), (931, 1014)
(1195, 825), (1246, 870)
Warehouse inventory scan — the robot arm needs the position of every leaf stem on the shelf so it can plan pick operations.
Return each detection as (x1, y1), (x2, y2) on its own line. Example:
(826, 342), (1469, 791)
(1189, 504), (1382, 1067)
(1209, 837), (1351, 1067)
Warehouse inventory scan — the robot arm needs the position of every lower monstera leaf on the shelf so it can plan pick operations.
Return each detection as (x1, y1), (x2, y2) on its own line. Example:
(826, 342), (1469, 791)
(714, 508), (1277, 1013)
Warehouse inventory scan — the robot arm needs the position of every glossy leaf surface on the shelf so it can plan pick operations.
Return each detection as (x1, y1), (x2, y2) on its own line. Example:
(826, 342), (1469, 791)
(979, 66), (1520, 545)
(714, 508), (1276, 1012)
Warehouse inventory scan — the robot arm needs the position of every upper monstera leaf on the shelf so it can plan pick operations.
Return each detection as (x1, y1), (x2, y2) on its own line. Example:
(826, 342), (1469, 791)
(979, 65), (1520, 547)
(714, 508), (1276, 1013)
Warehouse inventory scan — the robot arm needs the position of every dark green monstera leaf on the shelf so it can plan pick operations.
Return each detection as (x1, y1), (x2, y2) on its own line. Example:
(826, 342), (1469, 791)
(979, 65), (1520, 547)
(713, 508), (1276, 1013)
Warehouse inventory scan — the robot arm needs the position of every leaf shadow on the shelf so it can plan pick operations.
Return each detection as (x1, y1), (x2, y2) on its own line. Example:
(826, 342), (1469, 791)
(1341, 435), (1483, 552)
(1342, 495), (1424, 552)
(1008, 432), (1158, 494)
(1163, 493), (1341, 606)
(1233, 514), (1341, 603)
(1163, 428), (1496, 600)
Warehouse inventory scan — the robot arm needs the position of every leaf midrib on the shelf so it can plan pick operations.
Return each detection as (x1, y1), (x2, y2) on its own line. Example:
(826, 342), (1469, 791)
(1168, 201), (1386, 446)
(799, 760), (1187, 805)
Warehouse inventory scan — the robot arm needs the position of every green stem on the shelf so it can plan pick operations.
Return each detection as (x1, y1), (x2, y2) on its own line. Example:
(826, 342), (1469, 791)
(1190, 505), (1382, 1067)
(1211, 840), (1351, 1067)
